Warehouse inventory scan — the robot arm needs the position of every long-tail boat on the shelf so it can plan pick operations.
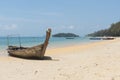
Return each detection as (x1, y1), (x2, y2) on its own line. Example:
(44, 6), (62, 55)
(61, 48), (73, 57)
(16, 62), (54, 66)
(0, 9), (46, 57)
(7, 29), (51, 59)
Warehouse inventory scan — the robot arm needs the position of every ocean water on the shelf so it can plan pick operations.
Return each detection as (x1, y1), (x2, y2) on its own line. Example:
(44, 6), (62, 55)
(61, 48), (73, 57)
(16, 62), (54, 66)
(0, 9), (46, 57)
(0, 37), (98, 50)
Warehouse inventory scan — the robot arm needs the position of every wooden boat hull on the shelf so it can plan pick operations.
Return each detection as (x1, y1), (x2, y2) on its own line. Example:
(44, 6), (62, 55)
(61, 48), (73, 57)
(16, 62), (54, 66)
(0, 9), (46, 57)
(8, 44), (44, 59)
(7, 29), (51, 59)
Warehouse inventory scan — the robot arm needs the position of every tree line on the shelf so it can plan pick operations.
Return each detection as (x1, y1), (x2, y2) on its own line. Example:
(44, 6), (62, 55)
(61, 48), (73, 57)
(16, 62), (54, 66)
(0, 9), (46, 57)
(87, 21), (120, 37)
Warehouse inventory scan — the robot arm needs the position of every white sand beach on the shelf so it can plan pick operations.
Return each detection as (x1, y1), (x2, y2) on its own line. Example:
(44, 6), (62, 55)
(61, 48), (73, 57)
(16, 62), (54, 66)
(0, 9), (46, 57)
(0, 38), (120, 80)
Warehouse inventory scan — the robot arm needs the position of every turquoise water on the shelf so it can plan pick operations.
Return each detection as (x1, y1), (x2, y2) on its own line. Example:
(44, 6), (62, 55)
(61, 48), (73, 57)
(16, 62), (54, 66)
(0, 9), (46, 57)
(0, 37), (97, 50)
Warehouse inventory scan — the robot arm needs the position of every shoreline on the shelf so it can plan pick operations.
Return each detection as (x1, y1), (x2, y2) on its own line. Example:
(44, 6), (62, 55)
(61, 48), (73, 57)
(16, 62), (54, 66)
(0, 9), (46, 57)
(0, 38), (115, 57)
(0, 38), (119, 57)
(46, 38), (119, 55)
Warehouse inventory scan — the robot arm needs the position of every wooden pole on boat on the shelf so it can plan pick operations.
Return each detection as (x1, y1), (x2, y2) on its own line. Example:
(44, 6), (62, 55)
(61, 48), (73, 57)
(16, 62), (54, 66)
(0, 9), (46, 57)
(18, 35), (22, 48)
(7, 35), (9, 47)
(40, 28), (51, 58)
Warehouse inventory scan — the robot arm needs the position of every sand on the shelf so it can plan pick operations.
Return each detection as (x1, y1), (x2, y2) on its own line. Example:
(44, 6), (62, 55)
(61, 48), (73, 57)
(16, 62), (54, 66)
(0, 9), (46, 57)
(0, 38), (120, 80)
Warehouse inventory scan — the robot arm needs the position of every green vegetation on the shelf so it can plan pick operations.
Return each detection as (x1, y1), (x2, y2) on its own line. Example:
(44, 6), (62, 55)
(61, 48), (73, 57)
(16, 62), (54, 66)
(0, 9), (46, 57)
(87, 21), (120, 37)
(52, 33), (79, 37)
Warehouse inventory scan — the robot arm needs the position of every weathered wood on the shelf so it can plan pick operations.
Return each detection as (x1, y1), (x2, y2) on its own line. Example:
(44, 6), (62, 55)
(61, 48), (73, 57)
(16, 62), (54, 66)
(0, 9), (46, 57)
(40, 28), (51, 58)
(7, 29), (51, 59)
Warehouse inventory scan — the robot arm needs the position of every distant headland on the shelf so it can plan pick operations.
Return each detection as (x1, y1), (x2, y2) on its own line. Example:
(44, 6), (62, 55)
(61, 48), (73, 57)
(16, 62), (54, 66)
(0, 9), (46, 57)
(87, 21), (120, 37)
(52, 33), (79, 37)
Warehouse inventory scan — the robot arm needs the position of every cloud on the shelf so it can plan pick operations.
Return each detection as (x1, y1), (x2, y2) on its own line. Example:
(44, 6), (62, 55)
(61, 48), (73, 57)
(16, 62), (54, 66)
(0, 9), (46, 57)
(60, 25), (75, 29)
(68, 25), (75, 29)
(39, 12), (62, 16)
(51, 25), (76, 32)
(0, 12), (63, 23)
(5, 24), (17, 30)
(0, 16), (39, 23)
(0, 24), (18, 30)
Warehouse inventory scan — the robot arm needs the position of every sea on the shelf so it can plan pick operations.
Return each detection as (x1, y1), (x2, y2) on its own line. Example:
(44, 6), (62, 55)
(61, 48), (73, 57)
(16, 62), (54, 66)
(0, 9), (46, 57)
(0, 37), (98, 50)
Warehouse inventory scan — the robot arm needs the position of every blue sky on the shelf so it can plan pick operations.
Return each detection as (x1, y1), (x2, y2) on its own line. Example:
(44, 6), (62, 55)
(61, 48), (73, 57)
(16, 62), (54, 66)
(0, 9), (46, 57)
(0, 0), (120, 36)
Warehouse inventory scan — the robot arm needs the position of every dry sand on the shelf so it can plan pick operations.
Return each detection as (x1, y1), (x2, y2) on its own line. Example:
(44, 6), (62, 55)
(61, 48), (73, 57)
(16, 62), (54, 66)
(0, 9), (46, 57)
(0, 38), (120, 80)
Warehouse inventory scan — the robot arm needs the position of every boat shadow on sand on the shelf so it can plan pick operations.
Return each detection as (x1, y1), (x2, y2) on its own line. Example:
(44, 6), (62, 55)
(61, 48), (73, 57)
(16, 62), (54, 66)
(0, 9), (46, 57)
(8, 53), (59, 61)
(8, 54), (53, 60)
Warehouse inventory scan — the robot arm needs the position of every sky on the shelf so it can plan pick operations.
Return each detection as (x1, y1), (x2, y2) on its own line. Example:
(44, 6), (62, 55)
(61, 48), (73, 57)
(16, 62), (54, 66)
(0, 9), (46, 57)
(0, 0), (120, 36)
